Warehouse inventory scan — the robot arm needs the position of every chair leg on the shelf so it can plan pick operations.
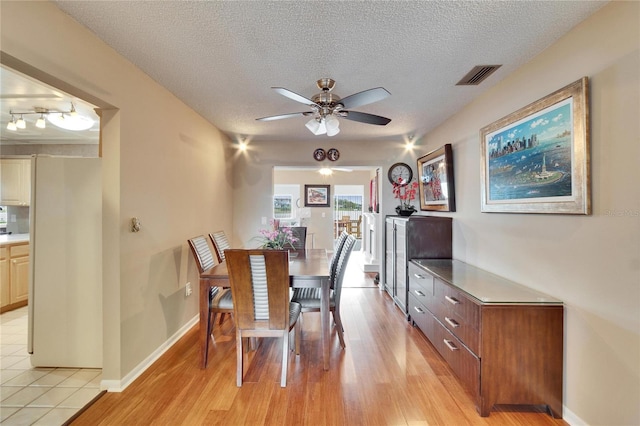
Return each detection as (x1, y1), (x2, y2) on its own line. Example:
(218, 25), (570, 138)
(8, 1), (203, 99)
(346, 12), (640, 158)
(204, 310), (214, 366)
(218, 312), (226, 325)
(281, 330), (289, 387)
(332, 310), (346, 349)
(295, 319), (301, 355)
(236, 330), (244, 387)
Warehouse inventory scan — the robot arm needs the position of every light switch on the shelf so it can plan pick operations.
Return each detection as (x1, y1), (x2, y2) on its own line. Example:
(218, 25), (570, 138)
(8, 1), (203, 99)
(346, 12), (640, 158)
(322, 212), (325, 218)
(261, 216), (267, 225)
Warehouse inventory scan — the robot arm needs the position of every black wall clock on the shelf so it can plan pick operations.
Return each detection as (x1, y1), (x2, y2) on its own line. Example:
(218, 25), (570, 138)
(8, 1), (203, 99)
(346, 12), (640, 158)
(313, 148), (326, 161)
(388, 162), (413, 185)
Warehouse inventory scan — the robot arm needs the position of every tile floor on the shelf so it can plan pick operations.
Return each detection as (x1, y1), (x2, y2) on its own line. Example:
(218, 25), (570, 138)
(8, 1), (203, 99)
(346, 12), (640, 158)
(0, 306), (102, 425)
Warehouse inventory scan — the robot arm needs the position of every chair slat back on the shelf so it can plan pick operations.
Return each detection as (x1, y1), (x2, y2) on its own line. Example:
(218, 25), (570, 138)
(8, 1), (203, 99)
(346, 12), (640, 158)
(188, 235), (215, 273)
(210, 231), (231, 263)
(226, 249), (290, 331)
(333, 235), (356, 305)
(330, 231), (349, 286)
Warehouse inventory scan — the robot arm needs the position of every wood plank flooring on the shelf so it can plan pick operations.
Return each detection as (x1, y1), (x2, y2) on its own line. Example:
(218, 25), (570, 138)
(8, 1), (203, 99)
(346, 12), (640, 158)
(70, 281), (568, 425)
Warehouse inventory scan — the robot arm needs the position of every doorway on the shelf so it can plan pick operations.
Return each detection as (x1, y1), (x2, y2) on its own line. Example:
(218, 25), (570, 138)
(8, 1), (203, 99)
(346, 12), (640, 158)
(333, 185), (364, 245)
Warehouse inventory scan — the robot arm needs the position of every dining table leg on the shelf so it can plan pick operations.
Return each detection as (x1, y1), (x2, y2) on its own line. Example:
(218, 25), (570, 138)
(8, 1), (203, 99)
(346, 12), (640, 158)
(199, 277), (209, 369)
(321, 276), (330, 370)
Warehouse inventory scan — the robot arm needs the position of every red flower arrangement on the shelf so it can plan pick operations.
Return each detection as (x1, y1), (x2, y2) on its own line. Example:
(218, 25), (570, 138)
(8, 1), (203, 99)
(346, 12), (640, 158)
(392, 178), (419, 211)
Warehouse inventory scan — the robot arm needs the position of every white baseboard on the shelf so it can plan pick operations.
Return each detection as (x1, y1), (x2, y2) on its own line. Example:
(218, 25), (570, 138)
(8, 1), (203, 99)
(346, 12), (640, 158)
(562, 405), (586, 426)
(100, 315), (199, 392)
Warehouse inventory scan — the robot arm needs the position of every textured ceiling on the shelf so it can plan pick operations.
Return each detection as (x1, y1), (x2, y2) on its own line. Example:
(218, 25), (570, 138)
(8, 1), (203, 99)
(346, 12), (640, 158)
(8, 1), (608, 145)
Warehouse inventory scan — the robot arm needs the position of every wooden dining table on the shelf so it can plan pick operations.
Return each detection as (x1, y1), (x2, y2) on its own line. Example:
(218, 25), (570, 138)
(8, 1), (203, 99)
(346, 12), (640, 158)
(198, 248), (332, 370)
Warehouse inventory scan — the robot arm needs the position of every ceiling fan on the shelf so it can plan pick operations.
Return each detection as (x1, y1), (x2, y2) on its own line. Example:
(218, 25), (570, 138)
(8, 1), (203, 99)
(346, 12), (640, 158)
(256, 78), (391, 136)
(318, 166), (352, 176)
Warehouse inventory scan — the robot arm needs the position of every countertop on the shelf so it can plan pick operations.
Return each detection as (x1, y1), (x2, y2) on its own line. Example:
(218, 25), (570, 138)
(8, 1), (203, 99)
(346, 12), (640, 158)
(0, 233), (30, 247)
(411, 258), (562, 305)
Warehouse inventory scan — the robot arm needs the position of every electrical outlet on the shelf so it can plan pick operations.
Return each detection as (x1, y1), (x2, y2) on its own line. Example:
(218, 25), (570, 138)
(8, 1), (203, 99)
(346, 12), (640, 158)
(185, 282), (192, 297)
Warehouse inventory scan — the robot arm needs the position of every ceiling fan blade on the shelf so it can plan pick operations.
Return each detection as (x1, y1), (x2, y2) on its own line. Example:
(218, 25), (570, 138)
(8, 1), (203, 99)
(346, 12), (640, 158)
(256, 111), (313, 121)
(341, 110), (392, 126)
(272, 87), (319, 106)
(332, 167), (353, 172)
(339, 87), (390, 109)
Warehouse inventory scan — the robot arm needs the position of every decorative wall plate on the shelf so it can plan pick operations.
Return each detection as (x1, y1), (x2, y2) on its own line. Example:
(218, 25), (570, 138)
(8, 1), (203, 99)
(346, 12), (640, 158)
(327, 148), (340, 161)
(313, 148), (326, 161)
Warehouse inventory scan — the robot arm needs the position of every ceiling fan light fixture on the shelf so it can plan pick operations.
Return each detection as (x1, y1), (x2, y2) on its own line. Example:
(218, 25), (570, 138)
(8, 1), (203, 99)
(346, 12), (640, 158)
(325, 115), (340, 137)
(306, 117), (327, 135)
(319, 167), (333, 176)
(259, 79), (391, 136)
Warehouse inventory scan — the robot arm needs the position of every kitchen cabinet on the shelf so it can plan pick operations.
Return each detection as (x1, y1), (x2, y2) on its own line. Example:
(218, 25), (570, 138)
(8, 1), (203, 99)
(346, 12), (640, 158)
(1, 242), (29, 312)
(408, 259), (563, 418)
(0, 248), (9, 308)
(384, 216), (452, 314)
(0, 158), (31, 206)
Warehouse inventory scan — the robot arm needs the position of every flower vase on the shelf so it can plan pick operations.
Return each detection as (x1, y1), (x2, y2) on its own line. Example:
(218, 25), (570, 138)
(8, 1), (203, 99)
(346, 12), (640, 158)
(396, 206), (415, 217)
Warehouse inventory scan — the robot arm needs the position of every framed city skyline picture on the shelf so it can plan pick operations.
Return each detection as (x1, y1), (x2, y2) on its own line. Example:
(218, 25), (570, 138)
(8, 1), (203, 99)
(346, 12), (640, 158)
(480, 77), (591, 214)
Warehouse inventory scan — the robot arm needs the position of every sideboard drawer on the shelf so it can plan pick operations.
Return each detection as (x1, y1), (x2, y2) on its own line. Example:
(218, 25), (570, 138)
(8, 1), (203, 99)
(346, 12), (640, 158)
(434, 278), (480, 353)
(414, 298), (480, 397)
(408, 263), (434, 312)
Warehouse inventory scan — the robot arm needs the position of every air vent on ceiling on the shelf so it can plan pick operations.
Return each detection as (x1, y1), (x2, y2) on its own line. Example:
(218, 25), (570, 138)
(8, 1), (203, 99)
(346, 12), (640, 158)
(456, 65), (502, 86)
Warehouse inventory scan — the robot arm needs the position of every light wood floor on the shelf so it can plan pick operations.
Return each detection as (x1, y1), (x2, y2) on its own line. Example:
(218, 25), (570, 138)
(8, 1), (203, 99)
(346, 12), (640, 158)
(71, 279), (567, 425)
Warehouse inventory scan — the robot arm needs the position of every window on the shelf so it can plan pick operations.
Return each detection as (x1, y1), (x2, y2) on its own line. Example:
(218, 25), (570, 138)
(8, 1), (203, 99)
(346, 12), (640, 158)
(333, 195), (362, 221)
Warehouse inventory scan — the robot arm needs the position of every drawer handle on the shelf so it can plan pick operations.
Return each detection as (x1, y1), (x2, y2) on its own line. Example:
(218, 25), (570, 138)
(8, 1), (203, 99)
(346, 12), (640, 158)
(445, 295), (460, 305)
(445, 316), (460, 328)
(413, 273), (426, 279)
(413, 306), (425, 314)
(443, 339), (459, 351)
(413, 289), (425, 297)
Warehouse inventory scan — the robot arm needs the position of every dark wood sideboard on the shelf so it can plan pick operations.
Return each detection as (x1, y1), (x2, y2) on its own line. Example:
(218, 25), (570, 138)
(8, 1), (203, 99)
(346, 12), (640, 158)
(408, 259), (563, 418)
(384, 216), (452, 314)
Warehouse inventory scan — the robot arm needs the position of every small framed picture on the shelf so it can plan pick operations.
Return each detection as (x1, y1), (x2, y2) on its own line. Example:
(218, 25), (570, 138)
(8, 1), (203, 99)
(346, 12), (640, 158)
(304, 184), (330, 207)
(417, 144), (456, 212)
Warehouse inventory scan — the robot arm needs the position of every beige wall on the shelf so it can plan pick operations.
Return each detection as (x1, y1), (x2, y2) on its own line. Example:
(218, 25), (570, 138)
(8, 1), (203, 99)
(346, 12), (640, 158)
(1, 2), (233, 384)
(419, 2), (639, 425)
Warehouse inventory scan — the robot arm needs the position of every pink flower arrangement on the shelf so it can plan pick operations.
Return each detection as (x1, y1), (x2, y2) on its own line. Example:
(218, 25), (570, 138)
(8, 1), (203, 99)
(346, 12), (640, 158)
(392, 178), (419, 210)
(256, 219), (298, 249)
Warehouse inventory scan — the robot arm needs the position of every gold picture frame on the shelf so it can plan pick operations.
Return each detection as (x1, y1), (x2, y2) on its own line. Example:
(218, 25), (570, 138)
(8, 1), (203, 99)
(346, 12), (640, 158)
(480, 77), (590, 214)
(417, 144), (456, 212)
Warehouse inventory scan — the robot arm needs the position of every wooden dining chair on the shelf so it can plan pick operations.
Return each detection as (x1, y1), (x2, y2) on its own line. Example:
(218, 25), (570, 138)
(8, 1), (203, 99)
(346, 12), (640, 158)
(225, 249), (301, 387)
(209, 231), (231, 264)
(292, 234), (356, 354)
(187, 235), (234, 367)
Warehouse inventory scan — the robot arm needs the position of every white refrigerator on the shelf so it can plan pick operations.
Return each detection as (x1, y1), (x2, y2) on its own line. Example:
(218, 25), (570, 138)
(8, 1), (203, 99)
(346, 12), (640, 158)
(28, 155), (102, 368)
